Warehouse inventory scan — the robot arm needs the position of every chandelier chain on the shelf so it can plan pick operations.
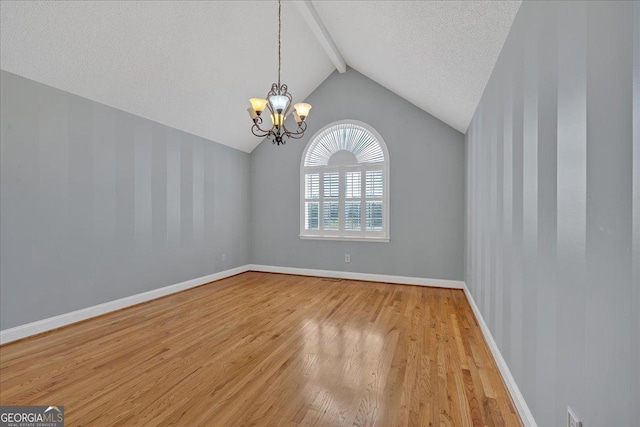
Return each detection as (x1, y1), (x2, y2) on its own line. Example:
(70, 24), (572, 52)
(278, 0), (281, 88)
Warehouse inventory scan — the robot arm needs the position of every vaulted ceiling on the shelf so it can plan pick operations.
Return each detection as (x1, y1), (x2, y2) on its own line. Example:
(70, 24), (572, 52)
(0, 1), (520, 153)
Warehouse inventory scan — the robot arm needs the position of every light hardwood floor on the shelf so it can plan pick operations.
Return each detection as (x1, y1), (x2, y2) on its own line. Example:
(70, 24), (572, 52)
(0, 272), (521, 426)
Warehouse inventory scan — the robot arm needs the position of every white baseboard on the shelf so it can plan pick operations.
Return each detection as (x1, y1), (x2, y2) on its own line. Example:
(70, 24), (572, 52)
(249, 264), (535, 425)
(0, 263), (535, 427)
(247, 264), (465, 289)
(462, 284), (537, 427)
(0, 265), (458, 345)
(0, 265), (249, 345)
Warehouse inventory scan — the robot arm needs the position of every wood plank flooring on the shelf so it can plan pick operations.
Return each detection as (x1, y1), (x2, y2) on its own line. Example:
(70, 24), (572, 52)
(0, 272), (521, 426)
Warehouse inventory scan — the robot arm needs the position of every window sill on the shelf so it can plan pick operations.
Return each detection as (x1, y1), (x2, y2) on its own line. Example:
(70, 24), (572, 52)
(299, 235), (390, 243)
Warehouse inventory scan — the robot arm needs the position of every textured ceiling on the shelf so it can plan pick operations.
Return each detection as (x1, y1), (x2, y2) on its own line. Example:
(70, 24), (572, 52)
(0, 1), (335, 153)
(0, 1), (520, 151)
(313, 0), (521, 133)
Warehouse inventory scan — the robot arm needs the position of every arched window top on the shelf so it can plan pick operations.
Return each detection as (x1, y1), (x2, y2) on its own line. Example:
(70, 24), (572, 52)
(303, 121), (387, 167)
(300, 120), (389, 242)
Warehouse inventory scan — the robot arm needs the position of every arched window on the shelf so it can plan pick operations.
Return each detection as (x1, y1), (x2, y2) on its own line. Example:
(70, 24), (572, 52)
(300, 120), (389, 241)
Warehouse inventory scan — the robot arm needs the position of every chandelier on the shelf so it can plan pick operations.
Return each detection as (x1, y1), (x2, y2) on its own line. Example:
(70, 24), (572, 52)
(247, 0), (312, 146)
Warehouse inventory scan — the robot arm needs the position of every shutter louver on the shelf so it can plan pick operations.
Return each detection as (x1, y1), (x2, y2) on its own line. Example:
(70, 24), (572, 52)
(304, 124), (385, 167)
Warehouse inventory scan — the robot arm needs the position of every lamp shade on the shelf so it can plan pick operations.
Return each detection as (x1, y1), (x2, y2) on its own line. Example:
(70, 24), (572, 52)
(270, 113), (284, 127)
(249, 98), (268, 114)
(269, 95), (290, 114)
(294, 103), (312, 119)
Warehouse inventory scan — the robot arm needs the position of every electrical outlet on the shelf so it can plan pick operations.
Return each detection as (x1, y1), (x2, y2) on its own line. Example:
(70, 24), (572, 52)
(345, 254), (350, 263)
(568, 407), (582, 427)
(221, 253), (226, 262)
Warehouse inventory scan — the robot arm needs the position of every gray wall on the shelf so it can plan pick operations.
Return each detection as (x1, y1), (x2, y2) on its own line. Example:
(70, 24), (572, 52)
(465, 1), (639, 426)
(251, 68), (465, 280)
(0, 70), (251, 330)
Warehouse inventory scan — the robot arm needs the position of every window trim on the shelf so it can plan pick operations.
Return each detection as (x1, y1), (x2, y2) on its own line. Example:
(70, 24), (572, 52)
(299, 120), (390, 242)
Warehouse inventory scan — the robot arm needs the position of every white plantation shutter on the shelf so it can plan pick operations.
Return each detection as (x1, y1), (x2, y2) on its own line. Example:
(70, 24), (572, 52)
(304, 173), (320, 230)
(365, 170), (383, 197)
(304, 123), (385, 166)
(345, 171), (361, 199)
(323, 202), (339, 230)
(365, 170), (384, 231)
(345, 171), (362, 231)
(323, 172), (339, 198)
(305, 202), (319, 230)
(345, 202), (361, 231)
(305, 173), (319, 198)
(300, 120), (389, 241)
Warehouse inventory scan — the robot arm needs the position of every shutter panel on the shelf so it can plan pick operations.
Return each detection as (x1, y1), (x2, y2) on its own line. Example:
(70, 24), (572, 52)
(345, 171), (361, 198)
(323, 172), (339, 198)
(304, 173), (320, 230)
(365, 202), (383, 231)
(365, 170), (383, 198)
(365, 170), (384, 231)
(305, 202), (319, 230)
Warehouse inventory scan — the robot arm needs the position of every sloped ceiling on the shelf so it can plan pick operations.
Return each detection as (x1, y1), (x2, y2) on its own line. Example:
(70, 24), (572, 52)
(313, 0), (521, 133)
(0, 1), (520, 152)
(0, 1), (335, 153)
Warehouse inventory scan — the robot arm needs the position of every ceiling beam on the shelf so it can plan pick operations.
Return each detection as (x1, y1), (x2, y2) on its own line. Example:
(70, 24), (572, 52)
(293, 0), (347, 73)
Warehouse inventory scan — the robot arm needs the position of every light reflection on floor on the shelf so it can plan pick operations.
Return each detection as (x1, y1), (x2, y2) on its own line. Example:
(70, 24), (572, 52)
(299, 319), (385, 422)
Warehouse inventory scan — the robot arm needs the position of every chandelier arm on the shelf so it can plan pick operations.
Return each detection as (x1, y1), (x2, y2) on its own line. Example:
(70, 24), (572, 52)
(284, 121), (307, 139)
(253, 118), (277, 134)
(252, 123), (269, 134)
(282, 107), (292, 122)
(251, 124), (272, 138)
(283, 90), (293, 114)
(280, 120), (306, 138)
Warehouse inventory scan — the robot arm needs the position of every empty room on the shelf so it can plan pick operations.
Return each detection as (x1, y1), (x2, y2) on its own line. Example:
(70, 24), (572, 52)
(0, 1), (638, 426)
